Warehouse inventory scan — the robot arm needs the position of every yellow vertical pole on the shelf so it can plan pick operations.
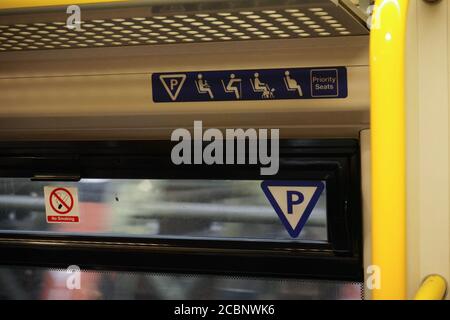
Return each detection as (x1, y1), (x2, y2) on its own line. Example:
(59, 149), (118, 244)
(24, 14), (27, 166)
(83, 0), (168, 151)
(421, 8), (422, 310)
(370, 0), (410, 300)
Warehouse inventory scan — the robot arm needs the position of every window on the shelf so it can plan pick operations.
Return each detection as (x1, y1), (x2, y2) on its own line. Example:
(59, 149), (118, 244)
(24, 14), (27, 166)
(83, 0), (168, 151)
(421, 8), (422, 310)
(0, 140), (362, 288)
(0, 178), (327, 242)
(0, 266), (363, 300)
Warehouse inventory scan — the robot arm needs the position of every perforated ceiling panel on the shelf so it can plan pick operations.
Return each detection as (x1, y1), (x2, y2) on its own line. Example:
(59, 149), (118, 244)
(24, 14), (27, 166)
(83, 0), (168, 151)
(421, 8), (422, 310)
(0, 0), (369, 51)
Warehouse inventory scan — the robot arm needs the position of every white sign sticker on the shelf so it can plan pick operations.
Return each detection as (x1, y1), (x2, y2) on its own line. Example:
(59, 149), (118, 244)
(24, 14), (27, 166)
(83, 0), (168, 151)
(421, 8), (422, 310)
(44, 186), (80, 223)
(261, 181), (324, 238)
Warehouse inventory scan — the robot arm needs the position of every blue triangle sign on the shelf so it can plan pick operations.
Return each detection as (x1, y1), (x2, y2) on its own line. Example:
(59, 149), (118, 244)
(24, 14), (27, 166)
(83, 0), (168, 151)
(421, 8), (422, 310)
(261, 181), (325, 238)
(159, 74), (186, 101)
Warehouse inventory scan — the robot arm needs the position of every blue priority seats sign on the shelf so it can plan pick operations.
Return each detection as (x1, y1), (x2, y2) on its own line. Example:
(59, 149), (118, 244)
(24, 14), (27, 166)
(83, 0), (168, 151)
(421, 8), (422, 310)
(152, 67), (348, 103)
(261, 181), (325, 238)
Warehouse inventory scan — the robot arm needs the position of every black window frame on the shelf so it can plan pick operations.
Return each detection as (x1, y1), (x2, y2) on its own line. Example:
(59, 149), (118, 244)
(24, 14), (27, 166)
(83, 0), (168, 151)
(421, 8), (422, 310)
(0, 139), (362, 281)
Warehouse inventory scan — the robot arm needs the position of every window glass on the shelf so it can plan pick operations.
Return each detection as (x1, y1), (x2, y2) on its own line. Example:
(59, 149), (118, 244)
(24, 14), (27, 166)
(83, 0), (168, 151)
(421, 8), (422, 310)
(0, 178), (327, 241)
(0, 266), (362, 300)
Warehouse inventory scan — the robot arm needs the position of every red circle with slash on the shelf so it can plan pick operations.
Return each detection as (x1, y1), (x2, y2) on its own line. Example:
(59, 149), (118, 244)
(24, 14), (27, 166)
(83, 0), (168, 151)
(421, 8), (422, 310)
(49, 187), (74, 214)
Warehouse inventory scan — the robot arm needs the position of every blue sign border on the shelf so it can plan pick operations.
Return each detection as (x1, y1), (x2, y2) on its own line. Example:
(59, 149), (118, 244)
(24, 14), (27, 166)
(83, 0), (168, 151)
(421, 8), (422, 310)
(261, 180), (325, 238)
(152, 66), (348, 103)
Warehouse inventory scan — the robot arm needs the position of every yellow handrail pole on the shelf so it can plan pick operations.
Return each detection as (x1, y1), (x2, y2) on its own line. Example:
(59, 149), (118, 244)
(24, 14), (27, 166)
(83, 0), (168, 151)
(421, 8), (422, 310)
(0, 0), (129, 10)
(414, 275), (448, 300)
(370, 0), (409, 299)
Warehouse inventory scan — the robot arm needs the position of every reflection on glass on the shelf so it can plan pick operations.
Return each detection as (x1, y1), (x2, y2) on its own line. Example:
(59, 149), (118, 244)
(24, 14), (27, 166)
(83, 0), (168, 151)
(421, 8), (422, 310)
(0, 266), (362, 300)
(0, 178), (327, 241)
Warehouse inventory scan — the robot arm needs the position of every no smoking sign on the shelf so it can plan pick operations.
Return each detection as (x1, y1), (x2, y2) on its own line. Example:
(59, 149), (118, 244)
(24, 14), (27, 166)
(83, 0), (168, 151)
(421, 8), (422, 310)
(44, 186), (80, 223)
